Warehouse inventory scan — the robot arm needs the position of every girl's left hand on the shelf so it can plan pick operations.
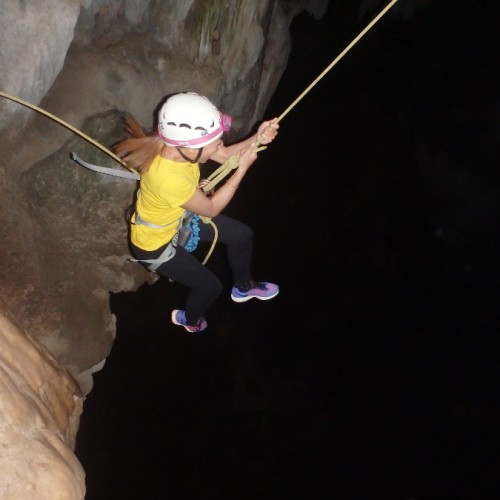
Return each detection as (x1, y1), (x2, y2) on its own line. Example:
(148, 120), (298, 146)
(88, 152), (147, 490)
(199, 179), (214, 197)
(257, 118), (279, 145)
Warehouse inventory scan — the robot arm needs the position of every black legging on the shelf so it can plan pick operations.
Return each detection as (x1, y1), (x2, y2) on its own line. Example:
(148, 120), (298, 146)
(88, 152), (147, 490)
(130, 214), (253, 323)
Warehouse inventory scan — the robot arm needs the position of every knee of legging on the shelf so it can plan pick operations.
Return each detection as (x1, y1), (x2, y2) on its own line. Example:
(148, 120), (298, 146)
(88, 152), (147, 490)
(237, 223), (254, 244)
(197, 274), (223, 300)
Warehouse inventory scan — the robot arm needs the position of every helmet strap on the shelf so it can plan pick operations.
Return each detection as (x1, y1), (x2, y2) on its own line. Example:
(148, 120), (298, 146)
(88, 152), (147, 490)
(176, 147), (203, 164)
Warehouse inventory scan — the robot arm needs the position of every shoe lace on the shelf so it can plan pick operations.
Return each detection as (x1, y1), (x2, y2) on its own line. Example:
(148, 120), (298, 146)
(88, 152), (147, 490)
(235, 280), (266, 293)
(250, 280), (267, 291)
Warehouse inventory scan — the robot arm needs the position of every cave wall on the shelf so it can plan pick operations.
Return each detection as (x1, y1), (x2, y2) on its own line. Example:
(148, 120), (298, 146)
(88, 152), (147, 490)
(0, 0), (329, 388)
(0, 0), (328, 494)
(0, 299), (85, 499)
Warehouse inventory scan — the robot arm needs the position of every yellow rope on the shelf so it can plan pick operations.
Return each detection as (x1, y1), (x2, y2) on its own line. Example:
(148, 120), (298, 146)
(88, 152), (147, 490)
(200, 0), (399, 194)
(1, 0), (398, 186)
(0, 90), (128, 168)
(202, 146), (267, 193)
(201, 220), (219, 265)
(278, 0), (399, 122)
(199, 0), (398, 263)
(1, 0), (398, 266)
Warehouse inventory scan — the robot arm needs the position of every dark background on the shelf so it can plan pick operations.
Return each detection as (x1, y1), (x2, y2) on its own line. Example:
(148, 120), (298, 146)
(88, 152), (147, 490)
(76, 1), (500, 498)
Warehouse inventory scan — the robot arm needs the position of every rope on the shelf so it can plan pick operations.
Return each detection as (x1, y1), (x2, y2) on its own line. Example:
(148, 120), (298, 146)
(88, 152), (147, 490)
(0, 90), (129, 169)
(0, 89), (221, 265)
(198, 0), (399, 263)
(1, 0), (398, 267)
(201, 146), (267, 193)
(188, 0), (398, 265)
(278, 0), (399, 122)
(201, 220), (219, 265)
(1, 0), (398, 188)
(198, 0), (399, 193)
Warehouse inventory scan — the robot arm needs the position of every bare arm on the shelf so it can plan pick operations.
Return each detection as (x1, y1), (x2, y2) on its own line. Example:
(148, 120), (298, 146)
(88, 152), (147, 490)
(182, 144), (259, 218)
(183, 117), (279, 217)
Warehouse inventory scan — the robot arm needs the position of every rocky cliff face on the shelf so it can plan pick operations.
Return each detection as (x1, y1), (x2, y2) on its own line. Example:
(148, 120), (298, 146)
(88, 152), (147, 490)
(0, 0), (327, 496)
(0, 298), (85, 499)
(0, 0), (328, 386)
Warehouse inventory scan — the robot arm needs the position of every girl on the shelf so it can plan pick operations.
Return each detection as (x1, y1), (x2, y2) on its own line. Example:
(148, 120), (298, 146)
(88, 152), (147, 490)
(115, 92), (280, 333)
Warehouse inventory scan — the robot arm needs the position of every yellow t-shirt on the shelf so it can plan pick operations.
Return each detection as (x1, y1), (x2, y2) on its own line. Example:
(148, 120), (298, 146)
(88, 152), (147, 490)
(131, 155), (200, 251)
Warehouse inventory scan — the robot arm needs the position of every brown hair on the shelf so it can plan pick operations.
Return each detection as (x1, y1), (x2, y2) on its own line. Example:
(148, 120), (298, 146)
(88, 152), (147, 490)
(114, 116), (164, 174)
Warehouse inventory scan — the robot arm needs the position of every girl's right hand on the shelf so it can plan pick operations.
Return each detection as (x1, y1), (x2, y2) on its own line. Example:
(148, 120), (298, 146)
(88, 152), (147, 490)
(238, 143), (259, 171)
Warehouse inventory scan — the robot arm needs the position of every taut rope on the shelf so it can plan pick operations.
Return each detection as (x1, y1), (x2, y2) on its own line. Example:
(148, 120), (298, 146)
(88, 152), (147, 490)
(277, 0), (399, 122)
(202, 0), (399, 191)
(0, 0), (399, 265)
(0, 0), (398, 186)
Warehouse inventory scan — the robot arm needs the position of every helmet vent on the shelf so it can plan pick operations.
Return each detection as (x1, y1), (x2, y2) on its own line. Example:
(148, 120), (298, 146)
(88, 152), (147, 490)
(158, 93), (231, 148)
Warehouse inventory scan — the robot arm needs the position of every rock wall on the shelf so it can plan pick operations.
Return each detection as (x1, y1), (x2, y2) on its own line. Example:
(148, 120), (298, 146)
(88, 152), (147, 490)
(0, 0), (329, 385)
(0, 0), (328, 495)
(0, 300), (85, 499)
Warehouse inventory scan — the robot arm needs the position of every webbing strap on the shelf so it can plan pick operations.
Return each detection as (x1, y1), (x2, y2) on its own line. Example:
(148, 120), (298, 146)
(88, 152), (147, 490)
(129, 242), (177, 272)
(71, 152), (140, 180)
(2, 0), (399, 191)
(134, 212), (178, 229)
(132, 190), (183, 229)
(2, 0), (399, 271)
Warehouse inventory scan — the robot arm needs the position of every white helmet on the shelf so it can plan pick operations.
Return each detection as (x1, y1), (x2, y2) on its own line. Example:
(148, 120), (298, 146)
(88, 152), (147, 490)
(157, 92), (232, 148)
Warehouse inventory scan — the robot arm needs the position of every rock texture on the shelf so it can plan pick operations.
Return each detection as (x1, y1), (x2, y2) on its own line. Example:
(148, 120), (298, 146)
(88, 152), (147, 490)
(0, 0), (80, 132)
(0, 0), (326, 383)
(0, 0), (328, 495)
(0, 300), (85, 499)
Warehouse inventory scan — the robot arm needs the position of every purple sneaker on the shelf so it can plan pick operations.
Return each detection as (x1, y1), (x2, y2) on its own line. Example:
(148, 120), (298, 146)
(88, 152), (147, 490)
(231, 281), (279, 303)
(171, 310), (208, 333)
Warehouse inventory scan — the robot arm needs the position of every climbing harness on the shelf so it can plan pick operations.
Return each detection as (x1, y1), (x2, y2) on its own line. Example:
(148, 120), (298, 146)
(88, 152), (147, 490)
(0, 0), (399, 267)
(128, 205), (205, 268)
(129, 214), (205, 270)
(130, 241), (177, 273)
